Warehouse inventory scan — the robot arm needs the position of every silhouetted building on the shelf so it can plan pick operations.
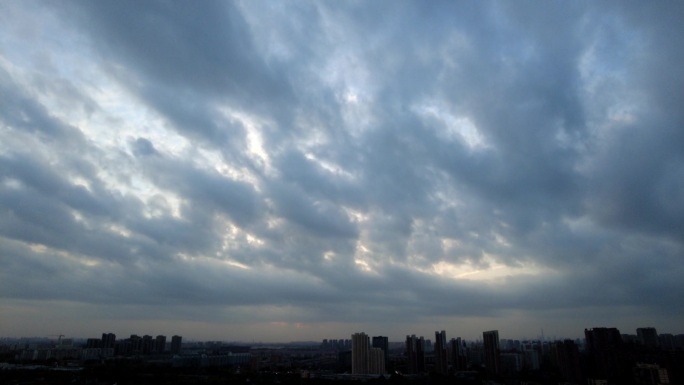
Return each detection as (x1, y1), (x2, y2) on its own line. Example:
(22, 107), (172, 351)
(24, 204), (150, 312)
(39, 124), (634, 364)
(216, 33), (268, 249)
(483, 330), (501, 374)
(142, 335), (154, 354)
(116, 340), (131, 355)
(467, 341), (484, 366)
(623, 334), (638, 344)
(170, 335), (182, 354)
(585, 327), (624, 381)
(155, 335), (166, 353)
(352, 332), (370, 374)
(372, 336), (389, 369)
(405, 335), (417, 374)
(101, 333), (116, 349)
(637, 327), (659, 348)
(323, 338), (351, 351)
(129, 335), (142, 354)
(405, 335), (425, 374)
(434, 330), (448, 374)
(675, 334), (684, 350)
(86, 338), (101, 349)
(449, 337), (467, 371)
(659, 333), (675, 351)
(551, 339), (583, 383)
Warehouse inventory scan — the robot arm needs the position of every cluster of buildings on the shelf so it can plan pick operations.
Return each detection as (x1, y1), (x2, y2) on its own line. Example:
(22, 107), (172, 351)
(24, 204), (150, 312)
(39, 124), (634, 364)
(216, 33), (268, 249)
(2, 333), (183, 362)
(82, 333), (183, 359)
(349, 333), (387, 375)
(341, 327), (681, 384)
(346, 330), (532, 377)
(347, 331), (482, 376)
(2, 326), (683, 383)
(320, 339), (352, 351)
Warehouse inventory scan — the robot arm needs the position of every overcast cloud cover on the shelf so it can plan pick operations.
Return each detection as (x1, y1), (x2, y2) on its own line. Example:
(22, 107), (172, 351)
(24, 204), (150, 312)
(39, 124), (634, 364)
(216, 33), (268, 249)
(1, 1), (683, 342)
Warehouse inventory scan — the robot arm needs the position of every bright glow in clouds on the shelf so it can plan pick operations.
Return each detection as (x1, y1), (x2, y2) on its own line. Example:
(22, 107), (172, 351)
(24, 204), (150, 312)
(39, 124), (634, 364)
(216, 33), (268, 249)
(413, 101), (488, 150)
(431, 257), (554, 283)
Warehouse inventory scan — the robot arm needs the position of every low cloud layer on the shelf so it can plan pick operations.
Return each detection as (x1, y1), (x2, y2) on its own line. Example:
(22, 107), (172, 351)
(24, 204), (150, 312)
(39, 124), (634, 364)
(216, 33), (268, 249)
(1, 1), (683, 341)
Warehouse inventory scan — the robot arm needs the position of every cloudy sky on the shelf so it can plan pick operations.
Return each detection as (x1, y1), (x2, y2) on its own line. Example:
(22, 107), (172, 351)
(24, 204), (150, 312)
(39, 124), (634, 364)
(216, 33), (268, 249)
(1, 1), (683, 342)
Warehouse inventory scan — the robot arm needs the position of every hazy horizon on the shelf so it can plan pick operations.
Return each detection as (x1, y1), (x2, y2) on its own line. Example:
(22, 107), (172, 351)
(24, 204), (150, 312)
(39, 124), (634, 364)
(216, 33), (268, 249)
(3, 322), (680, 345)
(1, 1), (683, 343)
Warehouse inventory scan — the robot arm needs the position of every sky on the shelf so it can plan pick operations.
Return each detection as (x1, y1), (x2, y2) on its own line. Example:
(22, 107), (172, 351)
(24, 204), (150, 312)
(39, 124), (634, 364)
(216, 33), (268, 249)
(1, 1), (683, 343)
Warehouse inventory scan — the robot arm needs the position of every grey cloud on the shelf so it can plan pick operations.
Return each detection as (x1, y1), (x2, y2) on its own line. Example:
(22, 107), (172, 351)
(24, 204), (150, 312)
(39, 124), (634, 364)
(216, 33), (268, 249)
(67, 1), (288, 96)
(0, 69), (87, 145)
(131, 138), (158, 157)
(1, 1), (683, 340)
(60, 0), (295, 142)
(272, 185), (358, 240)
(140, 155), (262, 227)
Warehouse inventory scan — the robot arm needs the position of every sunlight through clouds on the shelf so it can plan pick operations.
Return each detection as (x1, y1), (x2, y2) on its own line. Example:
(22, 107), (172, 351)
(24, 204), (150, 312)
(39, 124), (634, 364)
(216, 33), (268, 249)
(431, 257), (554, 283)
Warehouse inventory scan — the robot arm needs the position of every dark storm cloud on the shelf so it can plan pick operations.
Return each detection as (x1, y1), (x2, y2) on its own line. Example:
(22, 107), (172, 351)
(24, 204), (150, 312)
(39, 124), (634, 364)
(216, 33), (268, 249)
(1, 0), (683, 339)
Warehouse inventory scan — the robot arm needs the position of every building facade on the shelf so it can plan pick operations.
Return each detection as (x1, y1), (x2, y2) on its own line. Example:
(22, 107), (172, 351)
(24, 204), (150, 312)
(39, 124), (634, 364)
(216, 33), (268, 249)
(372, 336), (389, 369)
(434, 330), (448, 374)
(483, 330), (501, 374)
(351, 332), (370, 374)
(637, 327), (659, 348)
(405, 335), (425, 374)
(170, 335), (183, 355)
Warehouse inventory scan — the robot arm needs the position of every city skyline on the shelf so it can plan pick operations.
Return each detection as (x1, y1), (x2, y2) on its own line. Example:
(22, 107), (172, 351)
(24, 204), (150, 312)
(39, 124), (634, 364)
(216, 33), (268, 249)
(1, 1), (683, 342)
(4, 326), (682, 383)
(2, 323), (684, 348)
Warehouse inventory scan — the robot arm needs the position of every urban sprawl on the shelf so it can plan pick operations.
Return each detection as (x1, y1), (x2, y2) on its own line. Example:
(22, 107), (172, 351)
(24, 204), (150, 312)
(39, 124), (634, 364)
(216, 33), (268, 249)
(1, 326), (682, 384)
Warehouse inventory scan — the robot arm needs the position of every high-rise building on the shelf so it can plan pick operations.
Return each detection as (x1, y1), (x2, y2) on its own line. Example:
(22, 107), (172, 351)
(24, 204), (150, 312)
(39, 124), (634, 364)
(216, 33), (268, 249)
(352, 332), (370, 374)
(101, 333), (116, 349)
(142, 335), (154, 354)
(449, 337), (467, 371)
(585, 327), (624, 381)
(86, 338), (101, 348)
(170, 335), (183, 354)
(434, 330), (448, 374)
(675, 334), (684, 350)
(155, 335), (167, 353)
(483, 330), (500, 374)
(637, 327), (659, 348)
(659, 333), (675, 351)
(372, 336), (389, 369)
(369, 347), (386, 375)
(405, 335), (425, 374)
(129, 335), (142, 353)
(405, 335), (417, 374)
(551, 340), (583, 383)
